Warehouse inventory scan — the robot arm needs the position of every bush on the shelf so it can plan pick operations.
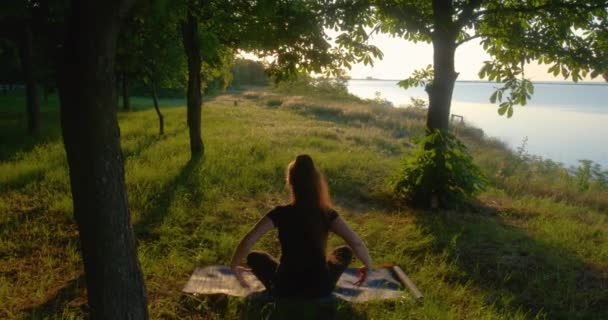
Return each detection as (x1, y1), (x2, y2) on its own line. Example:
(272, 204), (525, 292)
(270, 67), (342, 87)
(390, 130), (486, 208)
(272, 74), (360, 101)
(266, 99), (283, 107)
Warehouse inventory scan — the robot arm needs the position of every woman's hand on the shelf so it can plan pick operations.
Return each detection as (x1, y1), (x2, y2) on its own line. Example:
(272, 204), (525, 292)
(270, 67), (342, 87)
(353, 266), (369, 286)
(233, 266), (251, 289)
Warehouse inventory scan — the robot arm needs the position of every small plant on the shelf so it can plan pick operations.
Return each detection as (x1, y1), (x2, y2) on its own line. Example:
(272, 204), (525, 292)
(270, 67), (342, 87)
(368, 91), (393, 107)
(576, 160), (593, 191)
(499, 136), (529, 179)
(409, 97), (427, 109)
(390, 130), (486, 208)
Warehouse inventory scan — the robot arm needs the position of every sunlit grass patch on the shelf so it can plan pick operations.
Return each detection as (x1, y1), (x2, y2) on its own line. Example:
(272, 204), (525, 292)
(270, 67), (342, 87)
(1, 90), (607, 319)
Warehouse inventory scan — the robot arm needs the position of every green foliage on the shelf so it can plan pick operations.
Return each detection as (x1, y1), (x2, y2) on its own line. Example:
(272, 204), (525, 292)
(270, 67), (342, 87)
(575, 159), (608, 192)
(116, 1), (187, 96)
(201, 46), (235, 95)
(273, 72), (358, 101)
(391, 130), (485, 208)
(497, 136), (530, 179)
(397, 64), (434, 90)
(474, 1), (608, 116)
(233, 0), (382, 81)
(364, 0), (608, 118)
(230, 59), (269, 88)
(473, 134), (608, 212)
(480, 63), (534, 118)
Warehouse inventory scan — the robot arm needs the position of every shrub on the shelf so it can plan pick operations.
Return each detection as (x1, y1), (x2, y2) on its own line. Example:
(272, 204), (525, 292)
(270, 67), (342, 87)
(390, 130), (486, 208)
(266, 99), (283, 108)
(272, 73), (360, 101)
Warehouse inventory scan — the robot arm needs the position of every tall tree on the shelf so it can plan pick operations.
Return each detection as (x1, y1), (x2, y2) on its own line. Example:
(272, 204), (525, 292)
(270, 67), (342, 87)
(116, 15), (143, 112)
(372, 0), (608, 131)
(176, 0), (381, 157)
(138, 5), (187, 136)
(0, 0), (44, 135)
(181, 7), (204, 156)
(57, 0), (148, 318)
(17, 24), (40, 134)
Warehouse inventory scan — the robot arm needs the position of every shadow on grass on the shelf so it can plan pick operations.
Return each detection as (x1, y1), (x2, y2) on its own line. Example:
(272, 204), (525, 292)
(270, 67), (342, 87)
(134, 155), (204, 239)
(121, 123), (185, 160)
(118, 96), (187, 113)
(0, 163), (61, 193)
(0, 208), (43, 240)
(179, 294), (368, 320)
(1, 132), (193, 318)
(413, 205), (608, 319)
(23, 274), (86, 319)
(0, 105), (63, 162)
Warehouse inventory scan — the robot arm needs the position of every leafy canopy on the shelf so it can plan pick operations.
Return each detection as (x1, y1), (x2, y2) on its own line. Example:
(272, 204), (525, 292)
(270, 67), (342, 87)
(372, 0), (608, 117)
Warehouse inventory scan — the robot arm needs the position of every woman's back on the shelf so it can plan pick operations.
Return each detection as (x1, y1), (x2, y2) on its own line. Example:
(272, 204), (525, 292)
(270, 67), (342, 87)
(267, 204), (339, 297)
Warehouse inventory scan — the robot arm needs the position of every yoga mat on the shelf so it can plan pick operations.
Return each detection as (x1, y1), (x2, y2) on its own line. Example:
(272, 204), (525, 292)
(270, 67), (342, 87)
(182, 265), (422, 302)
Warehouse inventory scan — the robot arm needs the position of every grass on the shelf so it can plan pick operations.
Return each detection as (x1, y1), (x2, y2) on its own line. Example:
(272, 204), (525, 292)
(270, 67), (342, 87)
(1, 89), (607, 319)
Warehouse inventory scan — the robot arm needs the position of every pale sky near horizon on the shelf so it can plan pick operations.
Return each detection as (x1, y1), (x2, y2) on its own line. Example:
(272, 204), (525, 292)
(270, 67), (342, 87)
(342, 32), (601, 82)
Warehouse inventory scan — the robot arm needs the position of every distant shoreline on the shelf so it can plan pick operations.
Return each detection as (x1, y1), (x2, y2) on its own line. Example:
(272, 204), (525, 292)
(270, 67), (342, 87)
(349, 78), (608, 86)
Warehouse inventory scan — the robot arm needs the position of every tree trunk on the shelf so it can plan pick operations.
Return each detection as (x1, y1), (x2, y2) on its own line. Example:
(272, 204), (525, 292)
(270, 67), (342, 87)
(57, 1), (148, 319)
(182, 12), (204, 156)
(18, 25), (40, 135)
(426, 0), (459, 133)
(122, 72), (130, 111)
(151, 82), (164, 135)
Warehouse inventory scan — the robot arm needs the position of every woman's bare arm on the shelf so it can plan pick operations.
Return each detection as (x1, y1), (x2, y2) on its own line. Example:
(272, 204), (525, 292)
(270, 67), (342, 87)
(330, 216), (372, 270)
(230, 217), (274, 270)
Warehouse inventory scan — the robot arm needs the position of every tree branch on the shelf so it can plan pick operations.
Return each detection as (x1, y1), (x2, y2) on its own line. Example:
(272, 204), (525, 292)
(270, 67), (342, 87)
(472, 1), (608, 20)
(455, 33), (483, 47)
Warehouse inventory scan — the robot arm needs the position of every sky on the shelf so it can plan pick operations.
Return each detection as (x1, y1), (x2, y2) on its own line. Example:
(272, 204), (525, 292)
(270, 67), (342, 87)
(242, 31), (603, 83)
(345, 32), (599, 82)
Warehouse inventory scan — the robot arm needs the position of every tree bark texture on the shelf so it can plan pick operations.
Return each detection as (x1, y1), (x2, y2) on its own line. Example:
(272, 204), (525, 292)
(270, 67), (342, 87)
(426, 0), (459, 133)
(152, 82), (164, 135)
(18, 25), (40, 135)
(182, 12), (204, 156)
(122, 72), (130, 111)
(57, 1), (148, 319)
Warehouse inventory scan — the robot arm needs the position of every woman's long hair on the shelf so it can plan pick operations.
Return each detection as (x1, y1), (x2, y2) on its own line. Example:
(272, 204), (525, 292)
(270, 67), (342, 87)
(287, 154), (332, 210)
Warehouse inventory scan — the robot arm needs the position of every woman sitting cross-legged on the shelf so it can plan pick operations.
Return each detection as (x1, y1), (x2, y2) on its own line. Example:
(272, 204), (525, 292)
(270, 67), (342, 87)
(230, 154), (373, 298)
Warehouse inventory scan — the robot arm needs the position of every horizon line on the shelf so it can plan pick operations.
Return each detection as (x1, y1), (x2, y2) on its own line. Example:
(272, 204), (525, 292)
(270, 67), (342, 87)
(349, 78), (608, 86)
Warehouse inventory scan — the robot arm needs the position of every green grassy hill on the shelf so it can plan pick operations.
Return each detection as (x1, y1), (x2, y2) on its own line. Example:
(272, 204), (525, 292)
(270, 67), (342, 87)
(1, 90), (607, 319)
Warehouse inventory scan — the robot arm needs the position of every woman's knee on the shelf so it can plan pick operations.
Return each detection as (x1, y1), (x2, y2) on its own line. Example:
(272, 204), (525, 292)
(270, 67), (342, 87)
(247, 251), (277, 268)
(246, 251), (265, 265)
(331, 246), (353, 264)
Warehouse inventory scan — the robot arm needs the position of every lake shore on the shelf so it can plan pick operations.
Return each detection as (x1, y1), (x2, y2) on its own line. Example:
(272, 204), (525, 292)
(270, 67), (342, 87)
(348, 79), (608, 167)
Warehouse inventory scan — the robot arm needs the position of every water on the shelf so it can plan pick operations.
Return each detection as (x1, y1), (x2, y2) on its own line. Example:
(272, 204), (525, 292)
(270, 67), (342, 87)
(348, 80), (608, 167)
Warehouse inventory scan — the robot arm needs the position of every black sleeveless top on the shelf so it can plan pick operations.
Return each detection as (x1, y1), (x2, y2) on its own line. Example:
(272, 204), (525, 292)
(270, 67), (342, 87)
(266, 204), (339, 297)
